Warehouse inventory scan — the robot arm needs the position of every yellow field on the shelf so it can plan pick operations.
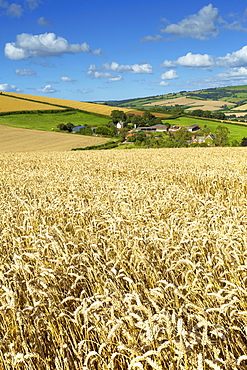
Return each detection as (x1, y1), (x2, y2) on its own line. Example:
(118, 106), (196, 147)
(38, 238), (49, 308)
(0, 125), (108, 152)
(0, 147), (246, 369)
(0, 94), (65, 112)
(1, 92), (133, 116)
(144, 96), (235, 111)
(232, 103), (247, 111)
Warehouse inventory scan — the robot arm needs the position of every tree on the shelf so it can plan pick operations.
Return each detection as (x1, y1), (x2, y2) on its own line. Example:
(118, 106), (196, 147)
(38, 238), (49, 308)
(241, 137), (247, 146)
(110, 110), (126, 124)
(95, 126), (114, 137)
(174, 128), (191, 145)
(214, 125), (230, 146)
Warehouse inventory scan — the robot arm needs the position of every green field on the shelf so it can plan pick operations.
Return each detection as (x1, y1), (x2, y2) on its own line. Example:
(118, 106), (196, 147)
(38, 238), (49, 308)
(163, 116), (247, 141)
(0, 111), (109, 131)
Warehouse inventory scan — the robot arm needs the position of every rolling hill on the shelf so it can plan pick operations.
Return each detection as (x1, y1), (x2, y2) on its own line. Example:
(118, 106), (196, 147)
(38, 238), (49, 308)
(107, 85), (247, 116)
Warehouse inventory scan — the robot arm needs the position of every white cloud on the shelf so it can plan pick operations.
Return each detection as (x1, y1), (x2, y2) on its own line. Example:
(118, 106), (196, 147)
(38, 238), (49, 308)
(161, 69), (179, 80)
(26, 0), (41, 10)
(162, 45), (247, 70)
(38, 17), (52, 26)
(7, 3), (22, 17)
(159, 81), (169, 86)
(95, 61), (153, 74)
(15, 68), (36, 76)
(37, 84), (57, 93)
(161, 60), (176, 68)
(79, 88), (94, 94)
(0, 1), (23, 17)
(216, 45), (247, 67)
(102, 62), (132, 72)
(0, 83), (20, 92)
(140, 35), (163, 42)
(131, 63), (153, 74)
(4, 33), (100, 60)
(223, 21), (247, 32)
(60, 76), (75, 82)
(161, 4), (220, 40)
(176, 52), (214, 68)
(108, 76), (123, 82)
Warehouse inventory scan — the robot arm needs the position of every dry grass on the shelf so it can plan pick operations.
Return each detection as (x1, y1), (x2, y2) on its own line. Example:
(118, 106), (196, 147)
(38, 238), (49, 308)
(0, 126), (108, 152)
(144, 97), (235, 111)
(0, 147), (247, 369)
(1, 92), (133, 116)
(0, 94), (65, 113)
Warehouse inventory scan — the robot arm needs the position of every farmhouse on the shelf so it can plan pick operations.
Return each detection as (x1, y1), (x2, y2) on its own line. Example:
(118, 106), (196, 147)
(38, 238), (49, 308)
(185, 124), (201, 132)
(188, 133), (216, 145)
(135, 124), (168, 132)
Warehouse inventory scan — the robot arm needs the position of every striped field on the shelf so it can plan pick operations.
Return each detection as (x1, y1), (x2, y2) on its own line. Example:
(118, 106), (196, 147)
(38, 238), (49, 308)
(1, 92), (133, 116)
(0, 125), (108, 152)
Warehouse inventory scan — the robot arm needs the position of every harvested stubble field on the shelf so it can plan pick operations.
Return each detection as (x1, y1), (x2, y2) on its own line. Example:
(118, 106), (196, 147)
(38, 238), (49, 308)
(143, 97), (235, 111)
(0, 148), (247, 370)
(0, 126), (108, 152)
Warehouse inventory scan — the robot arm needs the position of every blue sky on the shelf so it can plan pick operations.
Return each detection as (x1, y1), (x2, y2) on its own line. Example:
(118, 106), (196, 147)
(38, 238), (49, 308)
(1, 0), (247, 101)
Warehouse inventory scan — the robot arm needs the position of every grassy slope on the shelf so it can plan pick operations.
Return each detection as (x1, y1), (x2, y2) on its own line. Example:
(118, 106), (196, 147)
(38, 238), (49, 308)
(163, 116), (247, 141)
(0, 111), (109, 131)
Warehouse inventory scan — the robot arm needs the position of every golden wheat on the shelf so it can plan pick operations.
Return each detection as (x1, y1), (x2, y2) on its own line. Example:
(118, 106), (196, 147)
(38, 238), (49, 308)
(0, 94), (65, 112)
(0, 147), (246, 369)
(1, 92), (132, 115)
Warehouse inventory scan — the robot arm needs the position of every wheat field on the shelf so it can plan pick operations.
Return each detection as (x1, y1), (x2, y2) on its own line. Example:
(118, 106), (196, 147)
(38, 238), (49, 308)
(0, 94), (65, 113)
(1, 92), (132, 116)
(0, 147), (247, 369)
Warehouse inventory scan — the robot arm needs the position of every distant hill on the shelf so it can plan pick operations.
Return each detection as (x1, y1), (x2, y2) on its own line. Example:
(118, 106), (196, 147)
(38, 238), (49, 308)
(106, 85), (247, 117)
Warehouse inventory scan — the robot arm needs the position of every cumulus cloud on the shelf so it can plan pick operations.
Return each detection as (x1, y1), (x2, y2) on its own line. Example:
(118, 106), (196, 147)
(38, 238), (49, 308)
(4, 33), (100, 60)
(161, 45), (247, 70)
(0, 1), (23, 17)
(37, 84), (57, 93)
(91, 61), (153, 74)
(176, 52), (214, 68)
(216, 45), (247, 67)
(15, 68), (36, 76)
(60, 76), (75, 82)
(38, 17), (52, 26)
(161, 70), (179, 80)
(102, 62), (132, 73)
(87, 67), (122, 82)
(131, 63), (153, 74)
(161, 4), (220, 40)
(7, 3), (22, 17)
(0, 83), (20, 92)
(159, 81), (169, 86)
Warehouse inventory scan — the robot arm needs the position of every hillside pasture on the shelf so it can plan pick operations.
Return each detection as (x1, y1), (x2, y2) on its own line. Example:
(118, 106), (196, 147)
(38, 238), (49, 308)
(143, 96), (236, 111)
(0, 125), (108, 152)
(0, 111), (109, 131)
(164, 116), (247, 141)
(0, 148), (246, 369)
